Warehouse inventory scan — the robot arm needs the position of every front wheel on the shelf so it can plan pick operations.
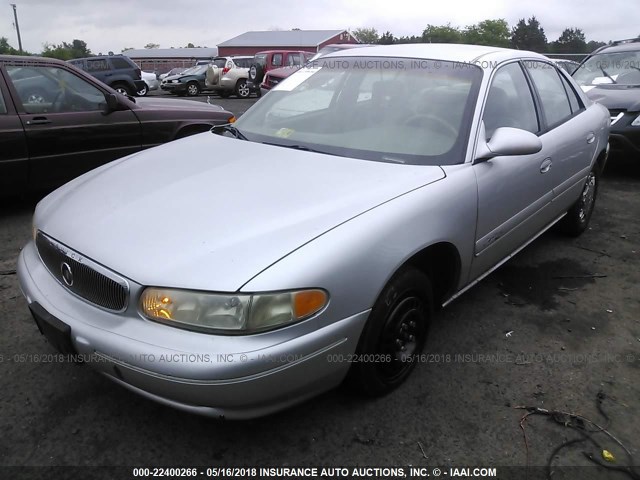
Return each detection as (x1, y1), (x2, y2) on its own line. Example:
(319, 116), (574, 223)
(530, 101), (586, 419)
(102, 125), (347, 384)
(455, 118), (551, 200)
(558, 164), (600, 236)
(347, 267), (432, 396)
(112, 83), (132, 96)
(136, 84), (149, 96)
(186, 82), (200, 97)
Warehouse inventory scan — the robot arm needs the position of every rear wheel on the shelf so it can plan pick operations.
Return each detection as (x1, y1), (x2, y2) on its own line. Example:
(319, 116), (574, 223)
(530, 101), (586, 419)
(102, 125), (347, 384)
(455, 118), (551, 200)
(235, 79), (250, 98)
(347, 267), (432, 396)
(558, 164), (599, 236)
(186, 82), (200, 97)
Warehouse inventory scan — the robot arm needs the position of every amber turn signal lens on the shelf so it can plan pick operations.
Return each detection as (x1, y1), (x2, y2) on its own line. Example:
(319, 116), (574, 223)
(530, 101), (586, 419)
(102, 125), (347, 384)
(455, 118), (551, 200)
(228, 116), (237, 123)
(293, 290), (328, 320)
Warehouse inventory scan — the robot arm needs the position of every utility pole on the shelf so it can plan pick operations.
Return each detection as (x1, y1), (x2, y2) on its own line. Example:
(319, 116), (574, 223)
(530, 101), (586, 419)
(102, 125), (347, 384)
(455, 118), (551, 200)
(10, 4), (23, 53)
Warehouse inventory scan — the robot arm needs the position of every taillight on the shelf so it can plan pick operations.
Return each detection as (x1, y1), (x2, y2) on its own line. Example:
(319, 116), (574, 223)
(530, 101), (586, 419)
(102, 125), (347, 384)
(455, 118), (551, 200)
(222, 67), (230, 75)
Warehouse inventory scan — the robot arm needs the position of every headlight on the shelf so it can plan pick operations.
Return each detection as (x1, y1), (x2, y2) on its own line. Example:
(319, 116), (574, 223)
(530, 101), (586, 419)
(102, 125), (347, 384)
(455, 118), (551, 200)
(140, 288), (328, 334)
(171, 79), (180, 83)
(631, 114), (640, 126)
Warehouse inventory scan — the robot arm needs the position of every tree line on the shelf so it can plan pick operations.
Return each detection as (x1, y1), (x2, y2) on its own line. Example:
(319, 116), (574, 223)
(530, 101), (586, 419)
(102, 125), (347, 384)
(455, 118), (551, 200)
(0, 39), (201, 59)
(353, 17), (617, 54)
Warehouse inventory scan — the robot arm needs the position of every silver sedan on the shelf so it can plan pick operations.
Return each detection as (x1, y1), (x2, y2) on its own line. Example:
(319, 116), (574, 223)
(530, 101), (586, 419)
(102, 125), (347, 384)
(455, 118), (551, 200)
(18, 44), (609, 419)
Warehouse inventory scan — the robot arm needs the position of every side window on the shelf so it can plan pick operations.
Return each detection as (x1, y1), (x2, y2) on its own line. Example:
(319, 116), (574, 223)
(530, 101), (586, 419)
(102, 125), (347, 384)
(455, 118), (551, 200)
(288, 53), (302, 66)
(86, 59), (109, 72)
(69, 60), (84, 69)
(272, 53), (283, 67)
(559, 73), (582, 113)
(110, 58), (132, 70)
(6, 66), (105, 114)
(483, 62), (539, 139)
(524, 61), (572, 128)
(0, 89), (6, 114)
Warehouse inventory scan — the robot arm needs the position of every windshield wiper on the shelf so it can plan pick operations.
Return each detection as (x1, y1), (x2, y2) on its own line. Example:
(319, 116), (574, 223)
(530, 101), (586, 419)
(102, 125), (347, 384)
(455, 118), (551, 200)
(599, 67), (617, 84)
(262, 141), (336, 156)
(212, 124), (248, 140)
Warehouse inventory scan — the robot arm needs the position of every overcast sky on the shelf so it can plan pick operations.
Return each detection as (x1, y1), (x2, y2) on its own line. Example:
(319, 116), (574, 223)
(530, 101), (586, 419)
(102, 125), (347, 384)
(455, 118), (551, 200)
(1, 0), (638, 54)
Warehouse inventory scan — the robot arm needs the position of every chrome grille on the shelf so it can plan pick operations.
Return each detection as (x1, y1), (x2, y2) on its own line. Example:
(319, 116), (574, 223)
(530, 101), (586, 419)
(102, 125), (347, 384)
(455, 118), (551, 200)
(36, 232), (128, 311)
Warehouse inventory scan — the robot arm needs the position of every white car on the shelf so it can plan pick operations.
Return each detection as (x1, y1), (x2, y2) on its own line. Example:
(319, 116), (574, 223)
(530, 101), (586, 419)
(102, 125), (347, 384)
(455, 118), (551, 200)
(205, 56), (254, 98)
(137, 70), (159, 96)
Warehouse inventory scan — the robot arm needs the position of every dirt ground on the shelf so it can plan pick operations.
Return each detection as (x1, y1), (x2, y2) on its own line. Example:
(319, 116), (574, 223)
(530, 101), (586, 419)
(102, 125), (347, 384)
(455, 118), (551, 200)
(0, 143), (638, 479)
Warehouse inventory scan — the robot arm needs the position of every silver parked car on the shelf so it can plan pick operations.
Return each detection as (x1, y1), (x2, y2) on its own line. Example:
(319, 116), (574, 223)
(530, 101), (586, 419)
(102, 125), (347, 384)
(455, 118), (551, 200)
(18, 44), (609, 419)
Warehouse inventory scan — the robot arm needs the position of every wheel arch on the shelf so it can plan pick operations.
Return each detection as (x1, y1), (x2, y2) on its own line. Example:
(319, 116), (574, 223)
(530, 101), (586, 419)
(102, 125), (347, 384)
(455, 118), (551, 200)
(401, 241), (461, 309)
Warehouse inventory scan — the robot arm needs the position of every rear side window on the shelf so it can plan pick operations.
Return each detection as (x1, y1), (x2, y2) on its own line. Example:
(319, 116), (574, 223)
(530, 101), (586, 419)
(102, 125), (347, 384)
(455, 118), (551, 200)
(86, 59), (109, 72)
(0, 89), (6, 114)
(288, 53), (303, 66)
(69, 60), (84, 68)
(212, 58), (227, 68)
(110, 57), (132, 70)
(524, 61), (572, 128)
(559, 73), (582, 113)
(272, 53), (283, 67)
(483, 62), (539, 139)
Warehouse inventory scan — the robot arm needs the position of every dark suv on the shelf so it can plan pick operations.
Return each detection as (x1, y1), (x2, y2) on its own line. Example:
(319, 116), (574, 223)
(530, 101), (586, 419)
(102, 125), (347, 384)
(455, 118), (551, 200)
(573, 38), (640, 156)
(69, 55), (147, 96)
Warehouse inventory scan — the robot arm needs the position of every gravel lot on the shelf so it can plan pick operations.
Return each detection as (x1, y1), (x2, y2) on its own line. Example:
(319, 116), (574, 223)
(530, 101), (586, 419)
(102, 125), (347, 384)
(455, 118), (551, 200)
(0, 90), (638, 478)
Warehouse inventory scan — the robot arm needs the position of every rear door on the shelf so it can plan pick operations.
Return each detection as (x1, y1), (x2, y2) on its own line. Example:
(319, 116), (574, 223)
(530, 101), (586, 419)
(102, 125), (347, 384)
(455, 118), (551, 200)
(5, 61), (142, 190)
(0, 66), (28, 195)
(523, 61), (598, 214)
(471, 61), (556, 280)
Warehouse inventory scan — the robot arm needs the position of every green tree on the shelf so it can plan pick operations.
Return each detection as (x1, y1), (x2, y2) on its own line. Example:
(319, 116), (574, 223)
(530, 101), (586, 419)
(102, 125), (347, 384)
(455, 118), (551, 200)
(144, 43), (160, 49)
(586, 40), (607, 52)
(121, 47), (135, 53)
(550, 28), (587, 53)
(185, 43), (195, 48)
(378, 31), (395, 45)
(464, 19), (511, 47)
(352, 27), (379, 44)
(511, 16), (547, 52)
(395, 35), (422, 44)
(41, 39), (91, 60)
(0, 37), (21, 55)
(421, 24), (462, 43)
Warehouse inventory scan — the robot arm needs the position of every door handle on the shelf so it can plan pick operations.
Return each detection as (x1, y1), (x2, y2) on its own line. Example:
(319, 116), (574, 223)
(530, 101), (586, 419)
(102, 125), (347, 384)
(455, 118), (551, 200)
(540, 158), (552, 174)
(586, 132), (595, 144)
(26, 117), (51, 125)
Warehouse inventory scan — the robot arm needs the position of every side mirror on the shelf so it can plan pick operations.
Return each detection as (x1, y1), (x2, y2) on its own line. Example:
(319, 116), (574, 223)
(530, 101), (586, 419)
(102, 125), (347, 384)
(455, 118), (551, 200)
(475, 125), (542, 162)
(104, 93), (120, 113)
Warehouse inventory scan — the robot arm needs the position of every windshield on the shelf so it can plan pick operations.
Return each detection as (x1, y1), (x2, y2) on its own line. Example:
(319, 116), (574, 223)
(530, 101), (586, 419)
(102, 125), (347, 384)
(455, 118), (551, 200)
(234, 57), (482, 165)
(182, 65), (207, 76)
(573, 50), (640, 86)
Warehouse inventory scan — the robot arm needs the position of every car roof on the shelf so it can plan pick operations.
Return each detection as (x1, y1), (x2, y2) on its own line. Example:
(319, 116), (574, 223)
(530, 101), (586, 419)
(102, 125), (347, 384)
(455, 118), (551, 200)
(321, 43), (546, 68)
(593, 39), (640, 54)
(0, 54), (68, 65)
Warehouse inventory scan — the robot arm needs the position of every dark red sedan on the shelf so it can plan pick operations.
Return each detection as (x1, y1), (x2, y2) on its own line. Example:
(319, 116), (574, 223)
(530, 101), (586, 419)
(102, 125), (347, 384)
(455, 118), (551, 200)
(0, 55), (235, 195)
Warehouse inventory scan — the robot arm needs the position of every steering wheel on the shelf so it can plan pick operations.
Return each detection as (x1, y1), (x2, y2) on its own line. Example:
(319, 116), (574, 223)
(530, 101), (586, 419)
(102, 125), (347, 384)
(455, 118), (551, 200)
(403, 114), (458, 137)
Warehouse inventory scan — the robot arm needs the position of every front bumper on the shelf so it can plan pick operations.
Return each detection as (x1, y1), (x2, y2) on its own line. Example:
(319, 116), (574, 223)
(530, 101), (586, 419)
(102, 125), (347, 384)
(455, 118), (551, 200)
(161, 82), (186, 93)
(609, 113), (640, 154)
(18, 241), (368, 419)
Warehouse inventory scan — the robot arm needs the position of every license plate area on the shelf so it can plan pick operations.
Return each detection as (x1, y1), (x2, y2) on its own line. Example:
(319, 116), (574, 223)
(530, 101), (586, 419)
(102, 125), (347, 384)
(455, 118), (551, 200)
(29, 302), (76, 355)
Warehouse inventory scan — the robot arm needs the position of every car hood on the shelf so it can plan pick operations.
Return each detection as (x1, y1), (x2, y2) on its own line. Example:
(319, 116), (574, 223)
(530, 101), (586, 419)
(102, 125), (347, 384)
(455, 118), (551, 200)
(134, 96), (226, 112)
(582, 85), (640, 111)
(35, 134), (445, 292)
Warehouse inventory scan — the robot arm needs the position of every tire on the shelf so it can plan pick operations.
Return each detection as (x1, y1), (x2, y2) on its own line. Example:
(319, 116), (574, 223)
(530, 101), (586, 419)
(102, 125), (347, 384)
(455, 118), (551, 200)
(219, 90), (231, 99)
(186, 82), (200, 97)
(136, 83), (149, 96)
(112, 82), (132, 96)
(248, 63), (265, 84)
(558, 163), (600, 237)
(347, 267), (432, 396)
(235, 79), (250, 98)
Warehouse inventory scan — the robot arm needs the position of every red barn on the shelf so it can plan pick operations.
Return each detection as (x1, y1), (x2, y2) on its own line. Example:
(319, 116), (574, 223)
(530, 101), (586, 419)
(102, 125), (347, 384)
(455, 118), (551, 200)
(217, 30), (358, 57)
